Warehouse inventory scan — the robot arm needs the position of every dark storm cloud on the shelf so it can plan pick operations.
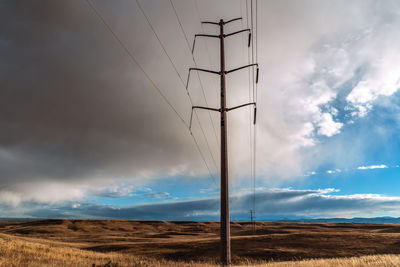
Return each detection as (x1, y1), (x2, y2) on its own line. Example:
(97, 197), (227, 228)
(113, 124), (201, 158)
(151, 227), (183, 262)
(3, 0), (400, 216)
(0, 1), (201, 183)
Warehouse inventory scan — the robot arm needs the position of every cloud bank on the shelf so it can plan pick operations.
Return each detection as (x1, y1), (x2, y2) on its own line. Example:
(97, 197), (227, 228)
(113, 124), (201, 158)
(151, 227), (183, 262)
(3, 188), (399, 220)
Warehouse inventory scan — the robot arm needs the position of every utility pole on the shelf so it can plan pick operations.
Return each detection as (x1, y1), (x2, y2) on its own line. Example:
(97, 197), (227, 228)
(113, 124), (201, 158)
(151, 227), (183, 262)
(219, 18), (231, 265)
(250, 209), (256, 233)
(188, 17), (259, 266)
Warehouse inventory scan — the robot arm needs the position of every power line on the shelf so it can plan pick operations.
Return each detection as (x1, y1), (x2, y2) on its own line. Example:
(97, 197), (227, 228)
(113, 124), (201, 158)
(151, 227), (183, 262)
(245, 0), (254, 206)
(86, 0), (187, 128)
(253, 0), (259, 223)
(191, 121), (218, 187)
(169, 0), (221, 154)
(256, 0), (259, 101)
(192, 0), (221, 150)
(135, 0), (219, 176)
(86, 0), (218, 187)
(249, 0), (257, 232)
(251, 0), (255, 102)
(193, 0), (215, 72)
(252, 0), (256, 230)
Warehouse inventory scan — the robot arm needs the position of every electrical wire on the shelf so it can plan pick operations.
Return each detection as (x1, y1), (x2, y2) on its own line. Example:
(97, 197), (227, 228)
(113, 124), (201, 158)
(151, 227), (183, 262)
(236, 0), (254, 225)
(135, 0), (220, 177)
(169, 0), (221, 154)
(192, 0), (220, 152)
(246, 0), (258, 231)
(193, 0), (215, 75)
(253, 0), (259, 230)
(191, 119), (219, 187)
(245, 0), (254, 213)
(192, 0), (222, 194)
(239, 0), (247, 66)
(253, 0), (259, 222)
(86, 0), (187, 128)
(255, 0), (259, 102)
(251, 0), (255, 102)
(86, 0), (218, 187)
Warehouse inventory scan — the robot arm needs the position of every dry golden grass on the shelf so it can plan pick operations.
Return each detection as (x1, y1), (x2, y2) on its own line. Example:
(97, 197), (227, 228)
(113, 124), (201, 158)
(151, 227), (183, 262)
(0, 232), (201, 267)
(2, 232), (400, 267)
(5, 219), (400, 263)
(255, 255), (400, 267)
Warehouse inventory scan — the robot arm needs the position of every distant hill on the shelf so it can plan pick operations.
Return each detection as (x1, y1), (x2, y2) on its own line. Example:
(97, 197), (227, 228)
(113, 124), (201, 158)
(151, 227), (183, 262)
(3, 219), (400, 262)
(278, 216), (400, 224)
(2, 217), (400, 224)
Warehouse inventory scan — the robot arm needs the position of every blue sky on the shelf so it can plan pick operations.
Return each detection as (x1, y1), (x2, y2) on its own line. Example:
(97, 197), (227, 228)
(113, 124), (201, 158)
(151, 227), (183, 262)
(2, 0), (400, 220)
(79, 87), (400, 221)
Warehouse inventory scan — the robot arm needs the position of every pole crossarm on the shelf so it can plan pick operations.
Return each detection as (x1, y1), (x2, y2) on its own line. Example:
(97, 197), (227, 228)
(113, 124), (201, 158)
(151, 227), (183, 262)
(189, 67), (220, 75)
(226, 63), (258, 74)
(192, 19), (250, 53)
(227, 102), (257, 124)
(201, 17), (242, 26)
(224, 17), (242, 25)
(195, 34), (219, 38)
(192, 34), (220, 54)
(189, 106), (220, 131)
(226, 102), (255, 112)
(201, 21), (220, 25)
(186, 68), (220, 89)
(193, 105), (221, 112)
(226, 63), (259, 83)
(224, 29), (250, 38)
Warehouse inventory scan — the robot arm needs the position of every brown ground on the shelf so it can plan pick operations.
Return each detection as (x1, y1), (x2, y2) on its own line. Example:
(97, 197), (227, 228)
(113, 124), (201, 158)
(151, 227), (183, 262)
(2, 219), (400, 263)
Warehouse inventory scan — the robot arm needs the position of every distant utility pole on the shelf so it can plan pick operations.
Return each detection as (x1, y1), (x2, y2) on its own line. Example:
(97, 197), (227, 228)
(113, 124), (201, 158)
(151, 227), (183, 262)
(188, 18), (259, 266)
(250, 209), (256, 233)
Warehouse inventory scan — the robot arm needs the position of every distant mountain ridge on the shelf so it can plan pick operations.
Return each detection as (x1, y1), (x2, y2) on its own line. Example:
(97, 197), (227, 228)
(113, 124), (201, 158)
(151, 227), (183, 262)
(1, 217), (400, 224)
(278, 216), (400, 224)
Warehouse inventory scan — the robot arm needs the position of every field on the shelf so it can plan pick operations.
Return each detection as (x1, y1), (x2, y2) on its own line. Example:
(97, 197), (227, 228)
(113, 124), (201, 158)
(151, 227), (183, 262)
(2, 219), (400, 266)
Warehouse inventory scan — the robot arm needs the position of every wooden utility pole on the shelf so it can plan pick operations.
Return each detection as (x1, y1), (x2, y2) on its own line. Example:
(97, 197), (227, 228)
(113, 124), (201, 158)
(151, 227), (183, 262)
(219, 18), (231, 265)
(188, 17), (259, 266)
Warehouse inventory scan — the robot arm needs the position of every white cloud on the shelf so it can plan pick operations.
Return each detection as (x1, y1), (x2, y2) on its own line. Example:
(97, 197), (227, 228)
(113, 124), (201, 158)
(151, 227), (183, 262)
(327, 169), (342, 174)
(303, 171), (316, 177)
(317, 113), (344, 137)
(0, 191), (22, 207)
(357, 164), (388, 170)
(345, 28), (400, 117)
(315, 188), (340, 194)
(0, 182), (86, 206)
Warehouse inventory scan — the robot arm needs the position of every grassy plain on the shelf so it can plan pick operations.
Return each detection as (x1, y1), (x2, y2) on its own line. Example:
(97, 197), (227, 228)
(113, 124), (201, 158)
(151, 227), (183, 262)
(2, 219), (400, 266)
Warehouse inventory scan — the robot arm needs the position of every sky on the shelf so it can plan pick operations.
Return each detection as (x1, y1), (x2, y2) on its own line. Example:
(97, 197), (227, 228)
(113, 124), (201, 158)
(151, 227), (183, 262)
(1, 0), (400, 220)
